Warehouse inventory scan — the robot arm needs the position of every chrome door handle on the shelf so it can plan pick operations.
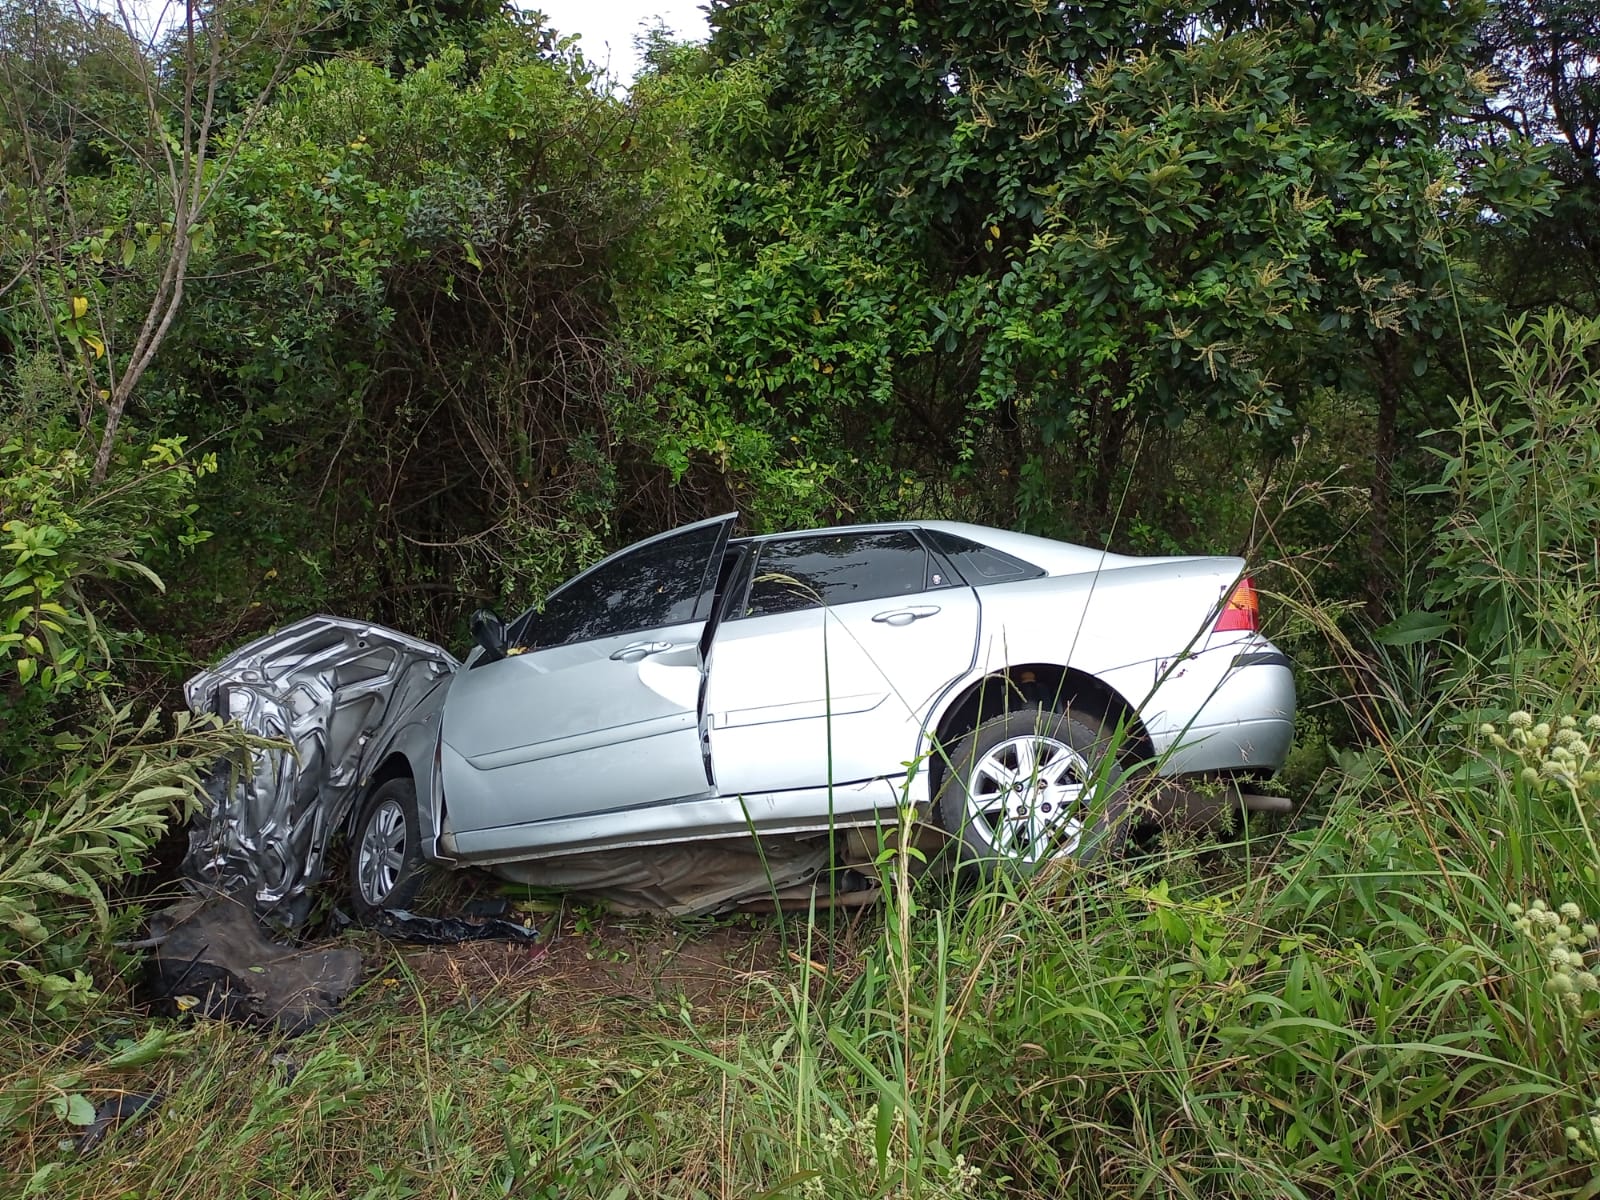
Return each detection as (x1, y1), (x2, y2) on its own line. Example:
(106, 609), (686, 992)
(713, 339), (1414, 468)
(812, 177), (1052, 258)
(870, 605), (941, 626)
(610, 641), (675, 661)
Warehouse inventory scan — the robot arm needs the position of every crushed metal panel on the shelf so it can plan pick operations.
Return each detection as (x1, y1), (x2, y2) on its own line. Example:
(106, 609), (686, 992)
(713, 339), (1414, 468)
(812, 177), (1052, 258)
(184, 616), (457, 921)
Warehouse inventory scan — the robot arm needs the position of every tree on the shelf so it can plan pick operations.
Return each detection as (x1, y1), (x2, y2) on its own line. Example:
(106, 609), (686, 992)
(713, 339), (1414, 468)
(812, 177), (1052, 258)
(298, 0), (538, 78)
(682, 0), (1550, 581)
(1479, 0), (1600, 312)
(110, 41), (717, 641)
(0, 0), (304, 480)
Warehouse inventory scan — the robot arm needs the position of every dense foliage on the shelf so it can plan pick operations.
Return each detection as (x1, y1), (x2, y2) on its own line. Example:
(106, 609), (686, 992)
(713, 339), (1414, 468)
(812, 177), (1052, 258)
(695, 0), (1554, 556)
(3, 0), (1600, 1193)
(0, 0), (1565, 633)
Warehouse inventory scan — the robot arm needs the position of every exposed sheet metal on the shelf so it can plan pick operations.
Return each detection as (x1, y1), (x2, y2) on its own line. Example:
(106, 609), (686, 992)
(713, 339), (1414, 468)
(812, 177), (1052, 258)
(488, 836), (834, 915)
(184, 617), (457, 919)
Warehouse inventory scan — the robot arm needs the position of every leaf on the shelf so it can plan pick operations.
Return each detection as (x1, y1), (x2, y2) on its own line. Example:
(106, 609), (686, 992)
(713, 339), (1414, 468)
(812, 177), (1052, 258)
(130, 785), (189, 805)
(70, 296), (87, 319)
(102, 1031), (180, 1069)
(104, 558), (165, 591)
(20, 871), (79, 896)
(1373, 609), (1452, 646)
(463, 241), (482, 270)
(82, 334), (105, 359)
(874, 1097), (895, 1174)
(49, 1093), (96, 1127)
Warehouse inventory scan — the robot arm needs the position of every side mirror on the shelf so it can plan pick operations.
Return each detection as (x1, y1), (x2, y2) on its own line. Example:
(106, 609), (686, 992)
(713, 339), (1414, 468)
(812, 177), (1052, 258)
(469, 609), (508, 662)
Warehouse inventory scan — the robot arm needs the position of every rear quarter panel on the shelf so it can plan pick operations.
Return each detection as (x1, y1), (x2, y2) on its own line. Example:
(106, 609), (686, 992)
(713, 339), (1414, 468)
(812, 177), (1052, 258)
(915, 557), (1250, 774)
(967, 557), (1243, 680)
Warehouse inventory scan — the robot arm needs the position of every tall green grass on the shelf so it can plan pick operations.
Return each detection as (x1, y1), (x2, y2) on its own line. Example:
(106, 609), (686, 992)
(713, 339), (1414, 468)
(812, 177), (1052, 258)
(647, 744), (1596, 1197)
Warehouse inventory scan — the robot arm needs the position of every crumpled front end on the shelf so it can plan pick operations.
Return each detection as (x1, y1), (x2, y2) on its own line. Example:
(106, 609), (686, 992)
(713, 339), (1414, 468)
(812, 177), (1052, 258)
(185, 616), (457, 922)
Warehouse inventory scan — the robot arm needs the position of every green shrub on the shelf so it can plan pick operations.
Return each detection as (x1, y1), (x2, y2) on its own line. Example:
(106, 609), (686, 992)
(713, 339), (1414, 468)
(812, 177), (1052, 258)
(1, 434), (214, 722)
(0, 423), (242, 1015)
(0, 704), (240, 1016)
(1424, 310), (1600, 707)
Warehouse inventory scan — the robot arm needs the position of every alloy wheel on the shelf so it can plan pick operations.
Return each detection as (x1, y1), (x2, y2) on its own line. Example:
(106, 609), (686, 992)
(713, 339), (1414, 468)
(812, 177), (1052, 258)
(356, 797), (408, 907)
(962, 733), (1093, 864)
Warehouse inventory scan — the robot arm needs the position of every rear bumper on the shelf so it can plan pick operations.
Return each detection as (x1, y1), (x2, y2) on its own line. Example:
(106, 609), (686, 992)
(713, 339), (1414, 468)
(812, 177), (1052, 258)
(1146, 640), (1296, 775)
(1158, 712), (1295, 775)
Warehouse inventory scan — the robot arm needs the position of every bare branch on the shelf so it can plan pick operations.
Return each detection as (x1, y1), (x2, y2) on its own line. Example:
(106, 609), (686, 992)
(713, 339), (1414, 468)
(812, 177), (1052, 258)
(85, 0), (310, 481)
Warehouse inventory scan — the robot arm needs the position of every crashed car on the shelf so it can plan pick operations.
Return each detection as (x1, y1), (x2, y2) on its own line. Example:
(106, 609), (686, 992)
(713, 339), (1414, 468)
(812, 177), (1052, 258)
(185, 515), (1296, 920)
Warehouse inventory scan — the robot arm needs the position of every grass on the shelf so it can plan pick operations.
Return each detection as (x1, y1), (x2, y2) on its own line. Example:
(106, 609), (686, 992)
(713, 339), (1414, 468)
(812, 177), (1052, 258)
(2, 910), (817, 1198)
(5, 731), (1600, 1200)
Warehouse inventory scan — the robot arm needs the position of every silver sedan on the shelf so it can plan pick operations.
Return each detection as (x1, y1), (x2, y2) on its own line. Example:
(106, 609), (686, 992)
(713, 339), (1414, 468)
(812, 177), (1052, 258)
(186, 516), (1296, 920)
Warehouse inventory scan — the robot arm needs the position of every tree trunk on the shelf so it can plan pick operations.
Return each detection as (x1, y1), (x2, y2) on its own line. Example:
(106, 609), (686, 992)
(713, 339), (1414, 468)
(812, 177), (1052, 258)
(1089, 397), (1130, 530)
(1367, 335), (1401, 610)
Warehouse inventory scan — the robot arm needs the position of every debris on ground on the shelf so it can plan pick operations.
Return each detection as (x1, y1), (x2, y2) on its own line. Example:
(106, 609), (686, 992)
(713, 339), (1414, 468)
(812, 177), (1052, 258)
(77, 1092), (163, 1154)
(367, 908), (540, 945)
(142, 888), (543, 1033)
(146, 890), (364, 1035)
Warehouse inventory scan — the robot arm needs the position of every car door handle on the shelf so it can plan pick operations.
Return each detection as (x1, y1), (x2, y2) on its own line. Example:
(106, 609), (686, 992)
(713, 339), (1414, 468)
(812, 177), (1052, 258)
(609, 641), (676, 661)
(870, 605), (941, 626)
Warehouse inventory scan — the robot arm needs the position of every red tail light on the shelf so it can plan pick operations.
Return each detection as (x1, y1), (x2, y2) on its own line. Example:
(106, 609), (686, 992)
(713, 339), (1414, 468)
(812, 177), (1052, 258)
(1215, 577), (1260, 632)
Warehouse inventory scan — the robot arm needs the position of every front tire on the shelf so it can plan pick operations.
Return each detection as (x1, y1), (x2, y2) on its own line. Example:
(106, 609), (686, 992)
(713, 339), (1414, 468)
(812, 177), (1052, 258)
(349, 777), (428, 918)
(934, 706), (1132, 876)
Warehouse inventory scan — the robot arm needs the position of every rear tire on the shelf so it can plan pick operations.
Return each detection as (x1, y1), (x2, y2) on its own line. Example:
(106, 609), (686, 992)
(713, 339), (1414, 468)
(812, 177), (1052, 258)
(349, 777), (428, 919)
(934, 705), (1132, 877)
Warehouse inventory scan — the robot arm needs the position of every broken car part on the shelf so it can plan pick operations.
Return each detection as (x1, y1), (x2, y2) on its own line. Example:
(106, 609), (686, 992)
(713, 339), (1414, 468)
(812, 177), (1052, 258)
(367, 909), (540, 945)
(183, 619), (456, 923)
(146, 890), (364, 1034)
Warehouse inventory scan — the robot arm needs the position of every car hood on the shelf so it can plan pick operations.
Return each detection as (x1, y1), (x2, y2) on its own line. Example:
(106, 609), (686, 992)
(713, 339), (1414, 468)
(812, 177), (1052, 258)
(185, 616), (458, 920)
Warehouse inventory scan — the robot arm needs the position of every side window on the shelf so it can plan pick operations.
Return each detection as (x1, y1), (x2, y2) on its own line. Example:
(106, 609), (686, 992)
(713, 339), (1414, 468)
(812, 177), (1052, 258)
(924, 530), (1044, 586)
(528, 522), (723, 646)
(745, 531), (942, 617)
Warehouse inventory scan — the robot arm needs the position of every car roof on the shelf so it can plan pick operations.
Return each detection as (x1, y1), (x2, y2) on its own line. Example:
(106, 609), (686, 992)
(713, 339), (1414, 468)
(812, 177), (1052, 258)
(728, 520), (1167, 576)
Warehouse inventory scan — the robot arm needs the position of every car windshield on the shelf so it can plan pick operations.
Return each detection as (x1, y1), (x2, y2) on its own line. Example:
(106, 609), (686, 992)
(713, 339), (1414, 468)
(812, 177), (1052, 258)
(508, 518), (728, 648)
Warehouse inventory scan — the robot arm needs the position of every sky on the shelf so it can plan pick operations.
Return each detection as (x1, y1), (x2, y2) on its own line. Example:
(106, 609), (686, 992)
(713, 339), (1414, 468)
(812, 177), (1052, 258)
(115, 1), (714, 87)
(528, 1), (711, 85)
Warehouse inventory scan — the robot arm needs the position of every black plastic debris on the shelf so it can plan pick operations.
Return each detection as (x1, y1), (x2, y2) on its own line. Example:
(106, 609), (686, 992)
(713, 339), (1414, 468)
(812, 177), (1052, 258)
(146, 890), (363, 1035)
(77, 1092), (163, 1153)
(369, 908), (540, 946)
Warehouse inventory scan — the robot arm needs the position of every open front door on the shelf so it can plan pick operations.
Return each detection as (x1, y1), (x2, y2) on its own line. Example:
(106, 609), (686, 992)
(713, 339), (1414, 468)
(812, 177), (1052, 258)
(441, 515), (734, 855)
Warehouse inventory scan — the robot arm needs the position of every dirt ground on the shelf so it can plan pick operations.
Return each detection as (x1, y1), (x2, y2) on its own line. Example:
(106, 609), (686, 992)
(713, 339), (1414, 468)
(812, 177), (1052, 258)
(386, 904), (873, 1023)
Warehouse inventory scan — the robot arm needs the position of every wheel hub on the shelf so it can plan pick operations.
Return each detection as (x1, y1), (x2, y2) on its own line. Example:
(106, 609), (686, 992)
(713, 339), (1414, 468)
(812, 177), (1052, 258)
(963, 733), (1092, 864)
(357, 798), (408, 906)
